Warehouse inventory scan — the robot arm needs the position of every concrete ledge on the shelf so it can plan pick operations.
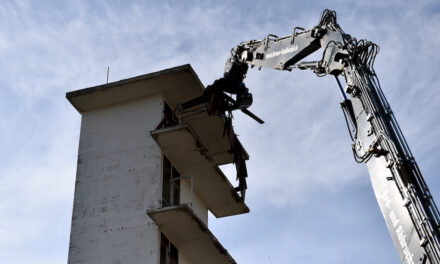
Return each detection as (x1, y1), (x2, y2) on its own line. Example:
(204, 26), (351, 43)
(66, 64), (203, 113)
(147, 205), (236, 264)
(150, 124), (249, 218)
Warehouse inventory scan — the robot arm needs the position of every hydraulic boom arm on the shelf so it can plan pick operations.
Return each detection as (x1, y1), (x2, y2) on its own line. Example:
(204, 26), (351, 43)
(178, 10), (440, 264)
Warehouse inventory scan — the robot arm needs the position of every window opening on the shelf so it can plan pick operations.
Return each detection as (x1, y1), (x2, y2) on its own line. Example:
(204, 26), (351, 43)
(156, 101), (177, 129)
(162, 156), (180, 207)
(160, 233), (178, 264)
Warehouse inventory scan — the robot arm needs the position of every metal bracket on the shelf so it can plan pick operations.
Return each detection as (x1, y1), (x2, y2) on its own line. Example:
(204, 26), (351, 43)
(263, 34), (279, 51)
(403, 197), (411, 207)
(386, 176), (395, 181)
(291, 27), (305, 44)
(386, 159), (394, 168)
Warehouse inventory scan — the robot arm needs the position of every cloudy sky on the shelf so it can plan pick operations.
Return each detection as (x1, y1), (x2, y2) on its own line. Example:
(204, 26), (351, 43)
(1, 0), (440, 263)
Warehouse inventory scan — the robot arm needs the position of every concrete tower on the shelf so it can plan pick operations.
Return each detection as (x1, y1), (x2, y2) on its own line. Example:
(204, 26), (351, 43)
(66, 65), (249, 264)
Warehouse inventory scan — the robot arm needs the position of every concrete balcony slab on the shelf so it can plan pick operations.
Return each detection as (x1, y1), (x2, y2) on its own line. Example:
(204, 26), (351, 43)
(150, 124), (249, 218)
(148, 205), (236, 264)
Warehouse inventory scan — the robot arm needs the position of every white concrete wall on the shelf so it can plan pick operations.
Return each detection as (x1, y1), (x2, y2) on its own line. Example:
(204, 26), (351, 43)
(180, 178), (208, 225)
(68, 95), (163, 264)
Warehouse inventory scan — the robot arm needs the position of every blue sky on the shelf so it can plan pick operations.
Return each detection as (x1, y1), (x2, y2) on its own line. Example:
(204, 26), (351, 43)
(1, 0), (440, 263)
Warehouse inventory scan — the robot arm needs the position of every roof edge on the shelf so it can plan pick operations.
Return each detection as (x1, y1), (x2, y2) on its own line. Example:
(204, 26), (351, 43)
(66, 64), (202, 100)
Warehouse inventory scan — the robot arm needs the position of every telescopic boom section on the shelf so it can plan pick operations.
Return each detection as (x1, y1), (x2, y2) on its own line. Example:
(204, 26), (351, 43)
(222, 9), (440, 264)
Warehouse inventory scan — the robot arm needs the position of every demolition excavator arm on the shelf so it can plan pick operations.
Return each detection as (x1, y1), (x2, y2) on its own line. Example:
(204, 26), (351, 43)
(177, 10), (440, 264)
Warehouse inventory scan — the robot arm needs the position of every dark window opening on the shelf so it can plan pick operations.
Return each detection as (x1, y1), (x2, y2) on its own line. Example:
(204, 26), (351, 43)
(162, 156), (180, 207)
(160, 233), (178, 264)
(156, 102), (177, 130)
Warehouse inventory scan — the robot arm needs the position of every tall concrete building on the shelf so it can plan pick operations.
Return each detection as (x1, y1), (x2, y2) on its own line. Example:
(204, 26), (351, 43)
(66, 65), (249, 264)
